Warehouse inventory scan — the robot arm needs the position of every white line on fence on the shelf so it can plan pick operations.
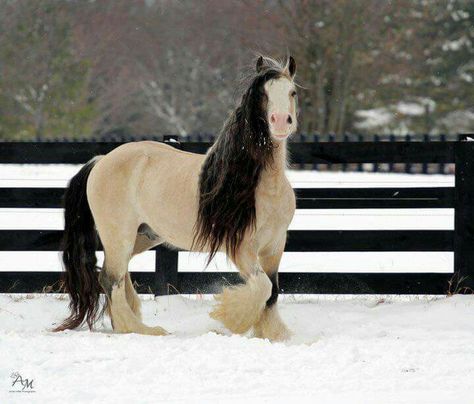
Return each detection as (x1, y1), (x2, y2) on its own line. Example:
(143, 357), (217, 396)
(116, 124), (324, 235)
(0, 208), (454, 230)
(0, 251), (454, 274)
(0, 165), (455, 188)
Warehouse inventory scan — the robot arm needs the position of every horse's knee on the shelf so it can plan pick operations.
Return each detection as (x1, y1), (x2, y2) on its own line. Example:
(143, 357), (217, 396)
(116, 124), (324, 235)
(266, 272), (279, 307)
(254, 268), (272, 302)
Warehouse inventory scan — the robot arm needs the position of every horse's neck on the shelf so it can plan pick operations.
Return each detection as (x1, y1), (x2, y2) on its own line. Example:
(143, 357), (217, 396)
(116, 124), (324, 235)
(260, 142), (288, 190)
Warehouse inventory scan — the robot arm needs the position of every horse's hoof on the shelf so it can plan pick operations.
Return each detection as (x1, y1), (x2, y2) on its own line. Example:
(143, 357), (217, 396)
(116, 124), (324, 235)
(253, 325), (291, 342)
(148, 325), (169, 336)
(252, 306), (292, 342)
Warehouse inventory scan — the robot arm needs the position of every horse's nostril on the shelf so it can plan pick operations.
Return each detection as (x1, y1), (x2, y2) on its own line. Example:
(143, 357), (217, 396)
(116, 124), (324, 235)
(270, 114), (276, 123)
(287, 115), (292, 124)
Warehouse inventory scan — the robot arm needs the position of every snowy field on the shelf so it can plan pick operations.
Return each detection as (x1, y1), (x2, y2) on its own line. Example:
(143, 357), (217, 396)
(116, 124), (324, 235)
(2, 164), (473, 403)
(1, 293), (474, 403)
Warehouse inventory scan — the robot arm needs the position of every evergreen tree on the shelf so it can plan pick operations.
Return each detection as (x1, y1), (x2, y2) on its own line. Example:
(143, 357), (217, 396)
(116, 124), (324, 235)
(0, 1), (96, 140)
(425, 0), (474, 132)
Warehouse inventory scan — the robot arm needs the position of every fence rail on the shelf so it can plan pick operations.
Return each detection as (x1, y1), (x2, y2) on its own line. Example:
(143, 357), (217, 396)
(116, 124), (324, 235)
(0, 140), (458, 164)
(0, 139), (473, 295)
(1, 134), (468, 174)
(0, 187), (455, 210)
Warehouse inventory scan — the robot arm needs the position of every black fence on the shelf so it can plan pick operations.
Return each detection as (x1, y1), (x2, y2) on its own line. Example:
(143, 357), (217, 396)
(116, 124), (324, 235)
(0, 139), (473, 295)
(6, 133), (471, 174)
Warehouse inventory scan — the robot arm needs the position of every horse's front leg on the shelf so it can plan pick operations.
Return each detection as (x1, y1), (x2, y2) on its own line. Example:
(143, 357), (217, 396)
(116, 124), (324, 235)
(210, 244), (272, 335)
(253, 238), (291, 341)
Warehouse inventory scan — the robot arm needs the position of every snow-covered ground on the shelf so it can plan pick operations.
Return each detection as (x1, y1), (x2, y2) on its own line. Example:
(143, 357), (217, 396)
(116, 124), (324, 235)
(1, 293), (473, 403)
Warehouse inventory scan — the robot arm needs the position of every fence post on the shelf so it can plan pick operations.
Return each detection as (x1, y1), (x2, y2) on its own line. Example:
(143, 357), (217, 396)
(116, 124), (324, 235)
(454, 140), (474, 291)
(422, 134), (430, 174)
(357, 134), (364, 172)
(342, 134), (349, 172)
(328, 134), (335, 172)
(439, 134), (446, 174)
(153, 135), (181, 296)
(388, 134), (395, 172)
(405, 134), (412, 173)
(312, 134), (319, 171)
(154, 246), (179, 295)
(298, 133), (305, 169)
(373, 134), (380, 172)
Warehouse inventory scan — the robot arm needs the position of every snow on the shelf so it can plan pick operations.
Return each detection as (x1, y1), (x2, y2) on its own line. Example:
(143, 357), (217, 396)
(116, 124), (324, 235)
(460, 72), (473, 83)
(354, 98), (438, 131)
(354, 108), (393, 129)
(442, 36), (471, 51)
(438, 110), (474, 133)
(396, 102), (425, 116)
(1, 293), (473, 403)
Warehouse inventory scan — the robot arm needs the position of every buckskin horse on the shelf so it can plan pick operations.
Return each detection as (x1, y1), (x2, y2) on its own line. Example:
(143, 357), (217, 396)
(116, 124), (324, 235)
(55, 56), (298, 341)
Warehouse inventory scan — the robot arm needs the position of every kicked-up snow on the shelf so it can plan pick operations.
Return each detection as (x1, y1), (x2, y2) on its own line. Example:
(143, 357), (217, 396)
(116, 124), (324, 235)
(1, 293), (473, 403)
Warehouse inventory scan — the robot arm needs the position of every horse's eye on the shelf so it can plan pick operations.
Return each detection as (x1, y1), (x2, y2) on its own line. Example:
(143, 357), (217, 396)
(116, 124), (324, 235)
(290, 91), (297, 98)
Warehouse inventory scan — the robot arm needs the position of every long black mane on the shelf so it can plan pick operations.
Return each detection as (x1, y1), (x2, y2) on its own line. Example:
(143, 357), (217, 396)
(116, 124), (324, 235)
(192, 62), (287, 264)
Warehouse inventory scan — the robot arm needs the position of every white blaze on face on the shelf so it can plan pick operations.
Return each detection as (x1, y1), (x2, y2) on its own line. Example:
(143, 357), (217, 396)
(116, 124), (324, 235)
(264, 77), (297, 141)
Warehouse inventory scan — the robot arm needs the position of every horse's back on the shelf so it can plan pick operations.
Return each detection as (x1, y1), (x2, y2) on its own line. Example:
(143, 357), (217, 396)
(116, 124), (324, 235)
(99, 140), (201, 163)
(88, 140), (203, 189)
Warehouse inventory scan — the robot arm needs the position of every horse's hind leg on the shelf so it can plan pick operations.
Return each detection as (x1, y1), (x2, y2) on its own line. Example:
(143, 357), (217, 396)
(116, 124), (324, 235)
(102, 261), (141, 321)
(99, 226), (167, 336)
(124, 224), (163, 319)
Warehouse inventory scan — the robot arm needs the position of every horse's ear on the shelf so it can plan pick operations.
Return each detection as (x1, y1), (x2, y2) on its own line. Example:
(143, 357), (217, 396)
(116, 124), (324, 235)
(288, 56), (296, 78)
(256, 56), (264, 73)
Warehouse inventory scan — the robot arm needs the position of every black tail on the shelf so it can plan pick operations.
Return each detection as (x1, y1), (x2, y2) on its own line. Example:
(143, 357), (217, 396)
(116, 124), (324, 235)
(54, 157), (102, 331)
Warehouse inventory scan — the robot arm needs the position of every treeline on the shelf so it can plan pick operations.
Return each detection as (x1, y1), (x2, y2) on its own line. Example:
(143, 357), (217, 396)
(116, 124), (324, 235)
(0, 0), (472, 140)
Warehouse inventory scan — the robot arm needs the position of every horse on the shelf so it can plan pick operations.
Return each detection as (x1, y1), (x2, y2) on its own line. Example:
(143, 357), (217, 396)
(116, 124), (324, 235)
(54, 55), (298, 341)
